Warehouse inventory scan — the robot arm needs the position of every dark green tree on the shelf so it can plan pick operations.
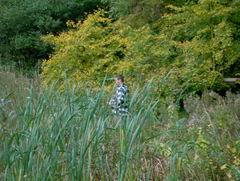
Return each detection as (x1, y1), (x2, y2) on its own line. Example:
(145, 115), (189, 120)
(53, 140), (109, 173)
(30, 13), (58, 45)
(0, 0), (103, 71)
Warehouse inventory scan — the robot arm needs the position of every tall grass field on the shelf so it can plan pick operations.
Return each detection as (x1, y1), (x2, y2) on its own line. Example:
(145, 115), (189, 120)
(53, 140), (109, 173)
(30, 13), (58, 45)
(1, 69), (240, 180)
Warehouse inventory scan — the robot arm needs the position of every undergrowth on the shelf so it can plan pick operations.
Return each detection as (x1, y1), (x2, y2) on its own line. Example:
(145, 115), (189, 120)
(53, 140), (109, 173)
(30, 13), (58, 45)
(0, 69), (240, 180)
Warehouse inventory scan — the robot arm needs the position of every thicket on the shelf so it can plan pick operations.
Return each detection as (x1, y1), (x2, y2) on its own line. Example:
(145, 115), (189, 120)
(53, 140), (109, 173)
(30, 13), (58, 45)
(1, 0), (240, 179)
(42, 0), (240, 100)
(0, 0), (102, 70)
(1, 0), (239, 95)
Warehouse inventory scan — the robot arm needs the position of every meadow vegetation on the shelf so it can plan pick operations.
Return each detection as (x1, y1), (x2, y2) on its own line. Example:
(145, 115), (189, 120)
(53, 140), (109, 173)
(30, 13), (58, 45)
(1, 0), (240, 180)
(1, 70), (240, 180)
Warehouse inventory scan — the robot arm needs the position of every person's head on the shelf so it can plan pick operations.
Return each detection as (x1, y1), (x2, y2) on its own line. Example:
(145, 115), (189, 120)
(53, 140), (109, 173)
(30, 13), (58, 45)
(115, 75), (124, 86)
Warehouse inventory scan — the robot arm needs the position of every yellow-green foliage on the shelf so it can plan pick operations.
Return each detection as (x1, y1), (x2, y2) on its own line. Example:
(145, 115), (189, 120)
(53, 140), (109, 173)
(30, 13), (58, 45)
(42, 2), (240, 97)
(156, 0), (240, 95)
(41, 10), (172, 90)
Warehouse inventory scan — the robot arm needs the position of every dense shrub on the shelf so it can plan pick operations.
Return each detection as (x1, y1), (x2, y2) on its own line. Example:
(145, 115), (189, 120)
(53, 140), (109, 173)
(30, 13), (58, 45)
(41, 10), (174, 90)
(156, 0), (240, 95)
(0, 0), (103, 70)
(42, 3), (240, 99)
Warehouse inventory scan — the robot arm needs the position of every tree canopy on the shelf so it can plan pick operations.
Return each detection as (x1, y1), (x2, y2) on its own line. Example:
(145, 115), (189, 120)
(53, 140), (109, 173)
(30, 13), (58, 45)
(42, 0), (240, 99)
(0, 0), (239, 96)
(0, 0), (102, 70)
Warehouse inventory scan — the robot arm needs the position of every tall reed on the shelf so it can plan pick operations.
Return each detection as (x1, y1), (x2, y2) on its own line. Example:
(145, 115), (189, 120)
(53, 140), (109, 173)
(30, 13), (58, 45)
(1, 69), (240, 180)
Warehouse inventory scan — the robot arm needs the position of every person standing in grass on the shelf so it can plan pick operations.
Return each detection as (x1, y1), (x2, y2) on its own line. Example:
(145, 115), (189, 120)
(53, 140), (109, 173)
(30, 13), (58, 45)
(109, 75), (128, 116)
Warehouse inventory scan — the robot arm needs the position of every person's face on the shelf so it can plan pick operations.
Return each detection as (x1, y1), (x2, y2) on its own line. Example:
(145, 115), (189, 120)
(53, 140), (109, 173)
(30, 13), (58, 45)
(115, 78), (122, 86)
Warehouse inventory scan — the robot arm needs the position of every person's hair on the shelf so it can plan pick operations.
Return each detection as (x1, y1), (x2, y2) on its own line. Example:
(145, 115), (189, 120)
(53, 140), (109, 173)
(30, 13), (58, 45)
(116, 75), (124, 82)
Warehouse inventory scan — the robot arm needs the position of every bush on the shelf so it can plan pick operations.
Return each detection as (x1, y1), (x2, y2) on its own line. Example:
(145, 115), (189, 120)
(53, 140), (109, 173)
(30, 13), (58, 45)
(41, 10), (174, 90)
(0, 0), (103, 70)
(42, 0), (240, 99)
